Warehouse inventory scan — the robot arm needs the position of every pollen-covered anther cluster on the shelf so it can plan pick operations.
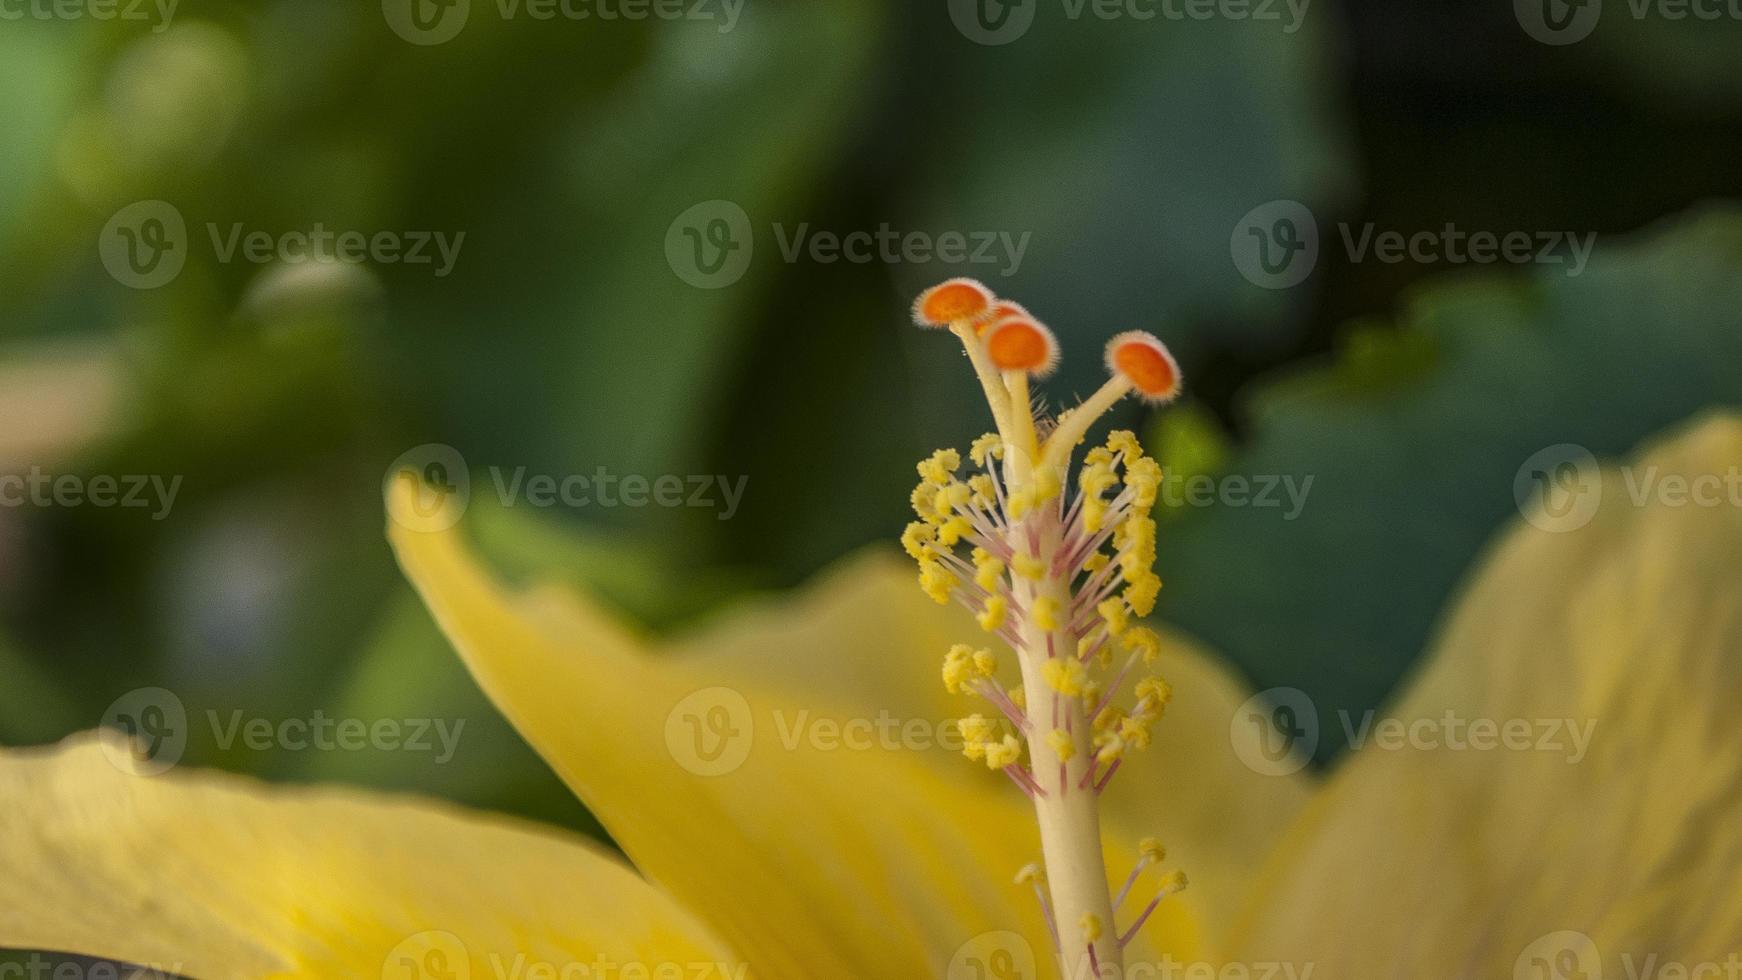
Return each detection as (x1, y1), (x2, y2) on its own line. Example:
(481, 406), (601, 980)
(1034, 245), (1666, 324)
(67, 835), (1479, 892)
(899, 278), (1190, 968)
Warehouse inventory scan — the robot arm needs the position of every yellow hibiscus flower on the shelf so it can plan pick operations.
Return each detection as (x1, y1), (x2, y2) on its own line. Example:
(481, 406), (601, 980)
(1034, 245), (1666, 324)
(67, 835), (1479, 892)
(2, 282), (1738, 980)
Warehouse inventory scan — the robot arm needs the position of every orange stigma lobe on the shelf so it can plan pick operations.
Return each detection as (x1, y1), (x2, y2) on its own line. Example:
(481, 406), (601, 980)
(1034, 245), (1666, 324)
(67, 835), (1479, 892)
(986, 316), (1060, 376)
(1106, 331), (1181, 404)
(914, 278), (996, 327)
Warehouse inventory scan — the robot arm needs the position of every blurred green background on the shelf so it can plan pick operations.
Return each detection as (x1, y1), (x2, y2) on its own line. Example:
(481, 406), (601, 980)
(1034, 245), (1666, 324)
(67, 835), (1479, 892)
(2, 0), (1741, 938)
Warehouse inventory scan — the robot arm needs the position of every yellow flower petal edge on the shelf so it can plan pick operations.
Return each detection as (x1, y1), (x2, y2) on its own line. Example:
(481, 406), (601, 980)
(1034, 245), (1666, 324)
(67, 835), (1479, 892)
(1233, 413), (1742, 976)
(0, 731), (737, 979)
(670, 548), (1312, 948)
(387, 478), (1204, 977)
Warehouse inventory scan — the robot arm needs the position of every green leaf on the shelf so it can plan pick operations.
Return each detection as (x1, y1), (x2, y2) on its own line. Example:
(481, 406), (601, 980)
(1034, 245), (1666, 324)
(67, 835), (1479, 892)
(1155, 205), (1742, 761)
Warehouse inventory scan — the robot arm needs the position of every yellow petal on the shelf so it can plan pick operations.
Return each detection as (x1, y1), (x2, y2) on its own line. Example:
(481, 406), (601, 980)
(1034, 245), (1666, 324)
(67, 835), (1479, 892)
(1100, 628), (1315, 946)
(1234, 414), (1742, 976)
(389, 486), (1206, 976)
(0, 732), (735, 979)
(677, 550), (1312, 947)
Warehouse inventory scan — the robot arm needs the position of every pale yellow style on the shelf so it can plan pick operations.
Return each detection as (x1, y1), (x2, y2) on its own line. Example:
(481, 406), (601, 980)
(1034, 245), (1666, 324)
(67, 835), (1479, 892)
(1, 409), (1739, 977)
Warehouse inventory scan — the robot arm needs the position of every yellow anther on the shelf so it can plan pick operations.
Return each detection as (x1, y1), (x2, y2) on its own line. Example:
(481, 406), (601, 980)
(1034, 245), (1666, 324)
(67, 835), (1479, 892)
(1134, 677), (1173, 714)
(937, 516), (973, 547)
(968, 473), (997, 509)
(1042, 658), (1087, 696)
(935, 481), (972, 515)
(978, 595), (1008, 632)
(1007, 686), (1027, 710)
(910, 483), (945, 523)
(1079, 680), (1103, 709)
(942, 645), (980, 695)
(1079, 913), (1103, 943)
(1094, 706), (1126, 733)
(1158, 870), (1189, 895)
(1120, 514), (1157, 556)
(901, 521), (936, 561)
(1138, 838), (1167, 865)
(1107, 430), (1142, 463)
(1119, 715), (1154, 750)
(1014, 862), (1046, 886)
(919, 560), (958, 605)
(958, 713), (996, 745)
(918, 448), (961, 485)
(1032, 596), (1061, 632)
(1083, 552), (1110, 573)
(1082, 497), (1109, 534)
(1121, 626), (1162, 664)
(1012, 553), (1046, 580)
(1045, 727), (1076, 762)
(1085, 445), (1115, 468)
(983, 734), (1023, 768)
(972, 549), (1006, 591)
(1079, 462), (1119, 497)
(1125, 456), (1162, 508)
(1097, 598), (1129, 636)
(1124, 572), (1161, 617)
(970, 432), (1005, 467)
